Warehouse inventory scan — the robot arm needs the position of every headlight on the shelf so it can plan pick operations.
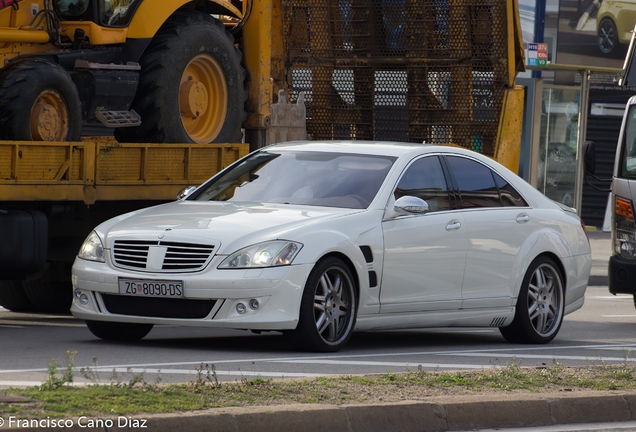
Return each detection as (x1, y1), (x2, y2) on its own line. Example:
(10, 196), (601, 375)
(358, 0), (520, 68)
(78, 231), (105, 262)
(218, 241), (303, 269)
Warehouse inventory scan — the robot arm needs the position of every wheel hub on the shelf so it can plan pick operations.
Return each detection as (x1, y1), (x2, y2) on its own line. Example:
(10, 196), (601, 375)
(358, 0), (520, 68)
(326, 293), (340, 318)
(179, 54), (228, 143)
(30, 90), (69, 141)
(179, 79), (209, 119)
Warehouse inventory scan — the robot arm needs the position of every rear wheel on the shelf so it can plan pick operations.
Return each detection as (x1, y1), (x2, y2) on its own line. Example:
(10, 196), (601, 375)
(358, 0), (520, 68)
(0, 281), (37, 312)
(23, 278), (72, 314)
(86, 320), (154, 341)
(288, 257), (357, 352)
(0, 59), (82, 141)
(500, 256), (565, 344)
(115, 10), (246, 144)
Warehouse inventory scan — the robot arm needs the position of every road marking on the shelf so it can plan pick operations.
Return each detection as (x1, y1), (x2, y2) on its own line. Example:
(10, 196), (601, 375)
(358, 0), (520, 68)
(0, 367), (326, 379)
(0, 320), (85, 327)
(2, 342), (636, 375)
(272, 359), (494, 369)
(441, 353), (636, 362)
(602, 315), (636, 317)
(89, 368), (325, 378)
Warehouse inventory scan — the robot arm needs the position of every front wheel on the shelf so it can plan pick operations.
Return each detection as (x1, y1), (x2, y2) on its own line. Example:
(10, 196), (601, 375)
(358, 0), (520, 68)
(0, 59), (82, 141)
(115, 10), (246, 144)
(86, 320), (154, 341)
(500, 256), (565, 344)
(289, 257), (358, 352)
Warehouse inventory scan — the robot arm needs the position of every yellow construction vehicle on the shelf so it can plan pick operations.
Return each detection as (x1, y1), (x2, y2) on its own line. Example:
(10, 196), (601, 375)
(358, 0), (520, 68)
(0, 0), (525, 312)
(0, 0), (247, 143)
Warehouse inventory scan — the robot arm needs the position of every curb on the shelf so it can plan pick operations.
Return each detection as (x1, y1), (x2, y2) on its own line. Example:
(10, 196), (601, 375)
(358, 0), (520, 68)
(2, 390), (636, 431)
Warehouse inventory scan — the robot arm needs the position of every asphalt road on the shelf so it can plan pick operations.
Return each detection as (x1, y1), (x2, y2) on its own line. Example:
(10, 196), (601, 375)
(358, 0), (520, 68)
(0, 286), (635, 387)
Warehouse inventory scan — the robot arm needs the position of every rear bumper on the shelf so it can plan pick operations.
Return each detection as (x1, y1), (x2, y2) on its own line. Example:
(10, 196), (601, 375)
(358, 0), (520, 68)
(608, 254), (636, 295)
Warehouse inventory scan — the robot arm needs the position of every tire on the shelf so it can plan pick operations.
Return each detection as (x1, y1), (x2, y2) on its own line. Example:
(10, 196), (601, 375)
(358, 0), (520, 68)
(288, 257), (358, 352)
(86, 320), (154, 341)
(0, 281), (38, 312)
(0, 59), (82, 141)
(23, 279), (72, 314)
(115, 10), (246, 144)
(500, 256), (565, 344)
(598, 18), (618, 55)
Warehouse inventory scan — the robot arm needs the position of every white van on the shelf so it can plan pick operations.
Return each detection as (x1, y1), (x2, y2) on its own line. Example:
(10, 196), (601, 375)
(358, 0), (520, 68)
(606, 95), (636, 299)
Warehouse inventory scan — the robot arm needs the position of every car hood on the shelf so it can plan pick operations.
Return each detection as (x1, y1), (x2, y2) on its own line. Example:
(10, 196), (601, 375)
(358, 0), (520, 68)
(100, 201), (362, 254)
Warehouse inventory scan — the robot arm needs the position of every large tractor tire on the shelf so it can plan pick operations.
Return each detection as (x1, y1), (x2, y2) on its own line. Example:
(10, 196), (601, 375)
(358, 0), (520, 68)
(0, 59), (82, 141)
(23, 278), (72, 314)
(0, 281), (38, 313)
(115, 10), (246, 144)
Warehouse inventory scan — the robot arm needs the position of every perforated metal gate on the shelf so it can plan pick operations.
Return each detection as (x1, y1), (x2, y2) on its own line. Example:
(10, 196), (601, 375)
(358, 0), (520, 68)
(283, 0), (509, 156)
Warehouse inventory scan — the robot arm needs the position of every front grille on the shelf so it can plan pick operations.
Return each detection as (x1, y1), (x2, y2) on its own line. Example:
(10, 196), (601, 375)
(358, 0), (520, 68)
(113, 240), (156, 269)
(112, 240), (215, 272)
(161, 241), (215, 270)
(101, 294), (216, 319)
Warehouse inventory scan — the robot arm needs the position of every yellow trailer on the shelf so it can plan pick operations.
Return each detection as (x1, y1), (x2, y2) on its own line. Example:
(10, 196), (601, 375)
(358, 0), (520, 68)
(0, 140), (248, 204)
(0, 141), (247, 312)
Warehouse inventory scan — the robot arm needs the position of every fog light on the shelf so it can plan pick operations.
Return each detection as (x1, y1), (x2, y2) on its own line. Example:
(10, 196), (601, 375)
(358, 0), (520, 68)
(79, 294), (89, 305)
(249, 299), (260, 310)
(236, 302), (247, 314)
(74, 289), (82, 300)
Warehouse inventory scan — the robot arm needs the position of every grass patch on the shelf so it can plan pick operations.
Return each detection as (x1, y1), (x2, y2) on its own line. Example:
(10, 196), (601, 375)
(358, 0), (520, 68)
(4, 359), (636, 417)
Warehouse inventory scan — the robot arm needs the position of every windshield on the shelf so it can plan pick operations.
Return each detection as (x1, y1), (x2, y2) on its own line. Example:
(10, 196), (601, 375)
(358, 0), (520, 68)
(192, 151), (396, 209)
(620, 105), (636, 179)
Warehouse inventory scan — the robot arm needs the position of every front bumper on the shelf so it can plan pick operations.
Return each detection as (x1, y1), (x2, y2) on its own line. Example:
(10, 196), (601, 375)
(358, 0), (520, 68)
(609, 254), (636, 295)
(71, 256), (313, 330)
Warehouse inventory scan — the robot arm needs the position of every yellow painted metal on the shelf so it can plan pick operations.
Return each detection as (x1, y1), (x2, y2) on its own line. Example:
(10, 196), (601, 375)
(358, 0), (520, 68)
(242, 0), (273, 129)
(127, 0), (242, 39)
(30, 90), (70, 141)
(180, 55), (228, 143)
(508, 0), (526, 84)
(61, 22), (128, 45)
(494, 86), (525, 174)
(0, 141), (249, 204)
(0, 28), (50, 43)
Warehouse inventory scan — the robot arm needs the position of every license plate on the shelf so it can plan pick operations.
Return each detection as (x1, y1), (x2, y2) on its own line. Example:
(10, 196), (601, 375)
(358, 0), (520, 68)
(118, 278), (184, 298)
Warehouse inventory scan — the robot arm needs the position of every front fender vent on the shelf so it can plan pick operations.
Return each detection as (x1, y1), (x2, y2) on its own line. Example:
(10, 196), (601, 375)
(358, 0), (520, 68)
(359, 245), (373, 263)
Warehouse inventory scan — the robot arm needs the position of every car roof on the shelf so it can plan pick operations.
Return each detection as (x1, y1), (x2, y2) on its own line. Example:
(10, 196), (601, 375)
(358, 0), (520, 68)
(266, 140), (479, 159)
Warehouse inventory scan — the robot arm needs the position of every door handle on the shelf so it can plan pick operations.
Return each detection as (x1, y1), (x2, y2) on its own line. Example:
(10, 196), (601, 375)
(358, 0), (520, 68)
(516, 213), (530, 223)
(445, 221), (461, 231)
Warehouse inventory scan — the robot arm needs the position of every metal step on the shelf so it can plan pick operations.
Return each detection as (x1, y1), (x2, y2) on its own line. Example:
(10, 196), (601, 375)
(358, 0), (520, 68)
(95, 109), (141, 128)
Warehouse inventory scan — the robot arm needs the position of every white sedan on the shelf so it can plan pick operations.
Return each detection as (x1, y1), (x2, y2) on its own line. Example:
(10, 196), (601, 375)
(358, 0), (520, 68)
(71, 141), (592, 352)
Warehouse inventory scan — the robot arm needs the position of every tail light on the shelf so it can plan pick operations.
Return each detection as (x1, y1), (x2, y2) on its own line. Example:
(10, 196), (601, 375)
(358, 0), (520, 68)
(614, 196), (636, 259)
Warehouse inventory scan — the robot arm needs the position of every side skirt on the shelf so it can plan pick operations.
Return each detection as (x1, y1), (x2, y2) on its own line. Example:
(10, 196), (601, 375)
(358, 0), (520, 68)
(354, 307), (516, 331)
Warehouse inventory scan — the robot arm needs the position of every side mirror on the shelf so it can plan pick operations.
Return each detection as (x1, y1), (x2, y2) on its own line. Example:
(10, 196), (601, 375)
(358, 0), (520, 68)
(394, 196), (429, 215)
(177, 186), (197, 201)
(584, 141), (596, 176)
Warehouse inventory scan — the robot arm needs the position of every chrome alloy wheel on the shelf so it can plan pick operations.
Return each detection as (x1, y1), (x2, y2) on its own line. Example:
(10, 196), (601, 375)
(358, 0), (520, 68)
(526, 263), (563, 338)
(313, 266), (355, 345)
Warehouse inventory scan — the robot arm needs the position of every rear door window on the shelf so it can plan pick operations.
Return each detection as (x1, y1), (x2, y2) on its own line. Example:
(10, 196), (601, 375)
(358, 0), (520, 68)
(445, 156), (501, 209)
